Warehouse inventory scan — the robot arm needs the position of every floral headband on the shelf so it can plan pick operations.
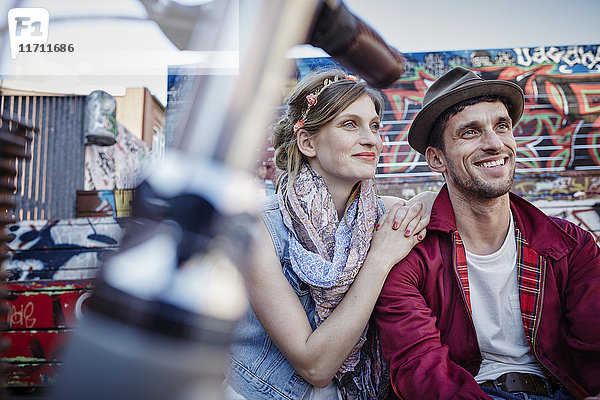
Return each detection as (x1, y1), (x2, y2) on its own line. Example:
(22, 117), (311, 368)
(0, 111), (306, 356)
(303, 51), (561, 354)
(293, 74), (359, 134)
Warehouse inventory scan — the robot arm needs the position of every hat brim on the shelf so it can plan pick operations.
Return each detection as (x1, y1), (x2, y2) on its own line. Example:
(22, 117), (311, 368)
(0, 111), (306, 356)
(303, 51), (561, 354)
(407, 80), (524, 155)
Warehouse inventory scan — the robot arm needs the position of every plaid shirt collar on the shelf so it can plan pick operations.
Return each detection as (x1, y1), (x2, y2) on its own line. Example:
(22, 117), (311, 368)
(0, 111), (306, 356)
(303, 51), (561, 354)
(453, 226), (546, 343)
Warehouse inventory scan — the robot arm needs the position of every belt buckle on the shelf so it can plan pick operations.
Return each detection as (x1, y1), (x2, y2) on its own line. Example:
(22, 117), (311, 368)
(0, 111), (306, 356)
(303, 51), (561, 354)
(497, 372), (549, 397)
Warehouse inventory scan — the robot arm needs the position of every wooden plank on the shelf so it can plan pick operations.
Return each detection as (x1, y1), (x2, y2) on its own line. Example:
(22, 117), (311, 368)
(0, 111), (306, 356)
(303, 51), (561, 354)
(5, 248), (113, 281)
(2, 330), (71, 362)
(6, 285), (93, 329)
(114, 189), (133, 217)
(4, 267), (102, 282)
(76, 189), (134, 218)
(5, 280), (92, 292)
(7, 218), (123, 251)
(4, 217), (123, 281)
(5, 362), (61, 387)
(76, 190), (117, 218)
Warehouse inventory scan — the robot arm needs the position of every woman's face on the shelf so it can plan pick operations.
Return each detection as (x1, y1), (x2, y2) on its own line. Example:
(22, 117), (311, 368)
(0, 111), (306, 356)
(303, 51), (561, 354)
(307, 94), (382, 191)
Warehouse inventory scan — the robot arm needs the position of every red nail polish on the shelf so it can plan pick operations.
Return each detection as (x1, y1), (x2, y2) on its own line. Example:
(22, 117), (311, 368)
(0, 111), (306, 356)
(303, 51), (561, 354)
(418, 235), (423, 240)
(392, 222), (399, 230)
(375, 224), (380, 230)
(405, 229), (411, 236)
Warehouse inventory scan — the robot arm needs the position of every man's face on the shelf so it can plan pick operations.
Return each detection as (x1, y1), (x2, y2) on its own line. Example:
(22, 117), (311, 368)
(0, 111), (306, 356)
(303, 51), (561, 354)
(427, 101), (517, 200)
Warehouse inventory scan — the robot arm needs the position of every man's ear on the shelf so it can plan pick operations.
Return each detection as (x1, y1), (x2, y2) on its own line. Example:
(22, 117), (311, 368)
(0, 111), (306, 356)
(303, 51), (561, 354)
(296, 129), (316, 158)
(425, 146), (446, 174)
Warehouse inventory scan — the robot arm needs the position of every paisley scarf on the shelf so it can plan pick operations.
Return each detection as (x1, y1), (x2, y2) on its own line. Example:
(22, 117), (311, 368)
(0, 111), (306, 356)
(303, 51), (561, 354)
(278, 163), (389, 400)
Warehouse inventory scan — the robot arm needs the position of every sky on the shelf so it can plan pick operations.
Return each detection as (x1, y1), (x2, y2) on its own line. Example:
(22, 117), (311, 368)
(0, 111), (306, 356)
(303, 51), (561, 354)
(1, 0), (599, 106)
(344, 0), (600, 53)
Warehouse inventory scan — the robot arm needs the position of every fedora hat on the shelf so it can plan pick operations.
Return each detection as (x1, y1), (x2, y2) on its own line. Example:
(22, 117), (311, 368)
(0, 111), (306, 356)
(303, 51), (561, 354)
(407, 66), (524, 154)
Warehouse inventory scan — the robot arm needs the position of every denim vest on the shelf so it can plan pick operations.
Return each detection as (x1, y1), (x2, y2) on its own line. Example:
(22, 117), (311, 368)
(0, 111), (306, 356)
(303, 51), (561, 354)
(226, 195), (316, 400)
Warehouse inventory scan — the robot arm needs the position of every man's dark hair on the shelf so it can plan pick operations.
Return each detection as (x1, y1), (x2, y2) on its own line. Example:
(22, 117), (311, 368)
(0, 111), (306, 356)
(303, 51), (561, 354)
(426, 95), (512, 151)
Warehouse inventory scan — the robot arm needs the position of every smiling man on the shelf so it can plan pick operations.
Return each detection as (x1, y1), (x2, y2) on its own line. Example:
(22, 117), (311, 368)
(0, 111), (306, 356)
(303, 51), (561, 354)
(374, 67), (600, 400)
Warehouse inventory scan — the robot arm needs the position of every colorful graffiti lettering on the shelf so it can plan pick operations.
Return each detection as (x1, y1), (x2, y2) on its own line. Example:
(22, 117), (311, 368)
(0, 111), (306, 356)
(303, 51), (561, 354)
(296, 44), (600, 180)
(374, 65), (600, 177)
(513, 45), (600, 72)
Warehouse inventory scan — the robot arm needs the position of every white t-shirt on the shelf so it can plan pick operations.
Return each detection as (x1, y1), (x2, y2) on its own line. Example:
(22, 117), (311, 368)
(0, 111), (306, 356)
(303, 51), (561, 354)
(465, 213), (545, 383)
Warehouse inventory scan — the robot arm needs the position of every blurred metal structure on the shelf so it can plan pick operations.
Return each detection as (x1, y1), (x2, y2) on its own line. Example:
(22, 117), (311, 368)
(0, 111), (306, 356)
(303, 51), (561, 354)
(50, 1), (320, 399)
(0, 0), (406, 398)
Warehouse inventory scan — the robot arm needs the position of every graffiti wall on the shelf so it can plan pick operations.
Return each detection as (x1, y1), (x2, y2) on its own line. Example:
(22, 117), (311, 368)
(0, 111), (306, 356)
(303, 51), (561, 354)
(4, 218), (124, 281)
(296, 44), (600, 240)
(4, 280), (91, 386)
(2, 217), (124, 386)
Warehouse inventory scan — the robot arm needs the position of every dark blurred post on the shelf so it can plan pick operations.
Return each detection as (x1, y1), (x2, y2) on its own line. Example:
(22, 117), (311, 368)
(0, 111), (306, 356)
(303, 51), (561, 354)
(309, 0), (405, 88)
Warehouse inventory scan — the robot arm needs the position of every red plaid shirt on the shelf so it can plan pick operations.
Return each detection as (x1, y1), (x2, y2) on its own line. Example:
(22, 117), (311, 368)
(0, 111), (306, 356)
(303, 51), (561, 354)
(453, 227), (542, 343)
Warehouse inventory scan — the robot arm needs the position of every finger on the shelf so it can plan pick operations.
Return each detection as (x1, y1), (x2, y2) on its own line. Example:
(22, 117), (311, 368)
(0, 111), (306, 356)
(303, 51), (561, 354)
(398, 202), (423, 235)
(388, 198), (407, 207)
(390, 204), (410, 230)
(415, 228), (427, 242)
(377, 200), (408, 230)
(375, 212), (388, 230)
(411, 213), (430, 237)
(404, 211), (424, 237)
(376, 203), (400, 230)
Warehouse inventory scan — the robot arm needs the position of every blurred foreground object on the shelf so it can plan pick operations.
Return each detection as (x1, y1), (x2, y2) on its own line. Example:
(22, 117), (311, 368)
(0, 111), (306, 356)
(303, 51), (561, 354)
(50, 0), (318, 399)
(51, 155), (251, 400)
(48, 0), (406, 399)
(309, 0), (405, 88)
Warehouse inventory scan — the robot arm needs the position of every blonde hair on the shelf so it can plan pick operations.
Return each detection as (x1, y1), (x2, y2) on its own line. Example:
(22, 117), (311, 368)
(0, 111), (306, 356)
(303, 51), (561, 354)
(272, 69), (383, 213)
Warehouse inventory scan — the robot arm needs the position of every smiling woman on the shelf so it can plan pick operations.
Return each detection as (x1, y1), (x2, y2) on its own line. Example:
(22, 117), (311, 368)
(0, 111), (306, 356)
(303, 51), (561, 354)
(225, 69), (433, 400)
(297, 93), (383, 217)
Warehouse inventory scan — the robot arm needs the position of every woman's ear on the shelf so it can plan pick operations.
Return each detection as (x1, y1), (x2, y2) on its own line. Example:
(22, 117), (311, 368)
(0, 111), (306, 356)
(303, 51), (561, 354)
(425, 146), (446, 174)
(296, 129), (317, 158)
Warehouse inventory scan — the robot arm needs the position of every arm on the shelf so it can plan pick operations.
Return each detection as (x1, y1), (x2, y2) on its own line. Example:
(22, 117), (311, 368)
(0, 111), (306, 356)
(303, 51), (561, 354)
(374, 252), (491, 399)
(245, 202), (425, 388)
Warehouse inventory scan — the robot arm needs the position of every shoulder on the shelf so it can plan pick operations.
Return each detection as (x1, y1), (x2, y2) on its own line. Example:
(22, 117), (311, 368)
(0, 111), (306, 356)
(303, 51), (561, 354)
(260, 194), (280, 212)
(510, 193), (598, 260)
(258, 195), (290, 263)
(549, 216), (599, 255)
(387, 229), (452, 283)
(259, 195), (284, 228)
(549, 215), (591, 237)
(386, 242), (429, 282)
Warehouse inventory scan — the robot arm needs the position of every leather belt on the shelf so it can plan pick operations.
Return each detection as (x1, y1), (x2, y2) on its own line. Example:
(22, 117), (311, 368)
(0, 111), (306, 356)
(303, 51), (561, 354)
(480, 372), (552, 397)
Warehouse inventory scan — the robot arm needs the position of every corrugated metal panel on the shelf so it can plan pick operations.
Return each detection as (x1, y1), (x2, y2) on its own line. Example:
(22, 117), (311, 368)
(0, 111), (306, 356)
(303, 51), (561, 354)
(0, 95), (85, 220)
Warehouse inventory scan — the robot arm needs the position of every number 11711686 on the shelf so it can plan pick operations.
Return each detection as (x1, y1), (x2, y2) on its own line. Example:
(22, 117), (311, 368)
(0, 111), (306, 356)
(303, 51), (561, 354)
(18, 43), (74, 53)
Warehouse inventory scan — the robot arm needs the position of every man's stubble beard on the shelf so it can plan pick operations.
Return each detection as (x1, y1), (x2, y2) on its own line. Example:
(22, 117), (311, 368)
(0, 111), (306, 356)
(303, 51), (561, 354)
(445, 155), (515, 200)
